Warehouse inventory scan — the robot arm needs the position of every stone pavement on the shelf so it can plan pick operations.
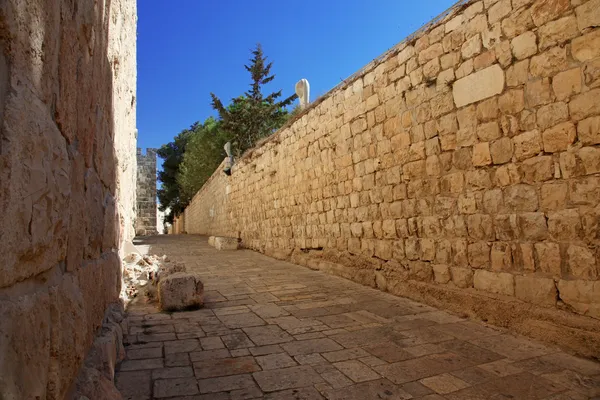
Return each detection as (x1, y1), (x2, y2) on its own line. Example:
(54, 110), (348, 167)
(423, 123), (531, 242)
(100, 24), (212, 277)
(116, 235), (600, 399)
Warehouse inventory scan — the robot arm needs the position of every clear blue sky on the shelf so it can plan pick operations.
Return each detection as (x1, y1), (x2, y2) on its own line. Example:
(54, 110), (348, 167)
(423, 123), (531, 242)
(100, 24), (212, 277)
(136, 0), (458, 151)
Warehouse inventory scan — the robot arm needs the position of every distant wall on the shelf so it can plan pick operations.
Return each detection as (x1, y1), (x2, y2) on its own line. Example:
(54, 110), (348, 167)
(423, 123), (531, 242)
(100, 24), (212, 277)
(0, 0), (137, 397)
(136, 147), (158, 235)
(180, 0), (600, 355)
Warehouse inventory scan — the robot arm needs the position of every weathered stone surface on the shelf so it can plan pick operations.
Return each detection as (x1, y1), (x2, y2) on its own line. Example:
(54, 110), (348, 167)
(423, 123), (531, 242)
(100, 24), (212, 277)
(515, 275), (557, 306)
(571, 30), (600, 62)
(215, 236), (240, 250)
(158, 273), (205, 311)
(474, 270), (515, 296)
(452, 65), (505, 107)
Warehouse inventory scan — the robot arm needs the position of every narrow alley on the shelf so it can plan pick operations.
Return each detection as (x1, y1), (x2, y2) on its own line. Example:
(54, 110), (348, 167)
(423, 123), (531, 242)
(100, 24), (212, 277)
(116, 235), (600, 399)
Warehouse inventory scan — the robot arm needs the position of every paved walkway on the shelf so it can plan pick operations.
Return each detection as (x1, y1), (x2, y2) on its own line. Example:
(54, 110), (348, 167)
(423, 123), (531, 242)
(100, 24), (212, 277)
(116, 235), (600, 399)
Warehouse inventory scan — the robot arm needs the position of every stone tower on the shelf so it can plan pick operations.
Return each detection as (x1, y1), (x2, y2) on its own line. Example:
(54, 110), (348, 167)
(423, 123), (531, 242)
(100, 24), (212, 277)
(136, 148), (158, 235)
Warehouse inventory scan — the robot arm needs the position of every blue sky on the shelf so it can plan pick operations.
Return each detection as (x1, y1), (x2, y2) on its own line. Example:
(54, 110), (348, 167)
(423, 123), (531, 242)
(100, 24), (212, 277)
(136, 0), (458, 151)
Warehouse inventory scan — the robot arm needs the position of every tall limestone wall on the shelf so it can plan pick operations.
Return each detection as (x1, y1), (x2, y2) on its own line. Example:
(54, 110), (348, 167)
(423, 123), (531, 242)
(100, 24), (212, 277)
(181, 0), (600, 355)
(136, 147), (158, 235)
(0, 0), (137, 398)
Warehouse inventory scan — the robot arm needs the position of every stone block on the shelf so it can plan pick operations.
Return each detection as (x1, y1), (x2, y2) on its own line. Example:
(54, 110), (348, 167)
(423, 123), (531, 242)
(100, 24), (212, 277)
(575, 0), (600, 30)
(513, 130), (542, 160)
(569, 88), (600, 121)
(518, 212), (548, 240)
(557, 280), (600, 319)
(214, 237), (240, 250)
(515, 275), (557, 306)
(534, 242), (562, 276)
(567, 245), (597, 279)
(530, 0), (570, 27)
(551, 68), (581, 101)
(158, 273), (205, 311)
(538, 16), (578, 50)
(452, 64), (505, 107)
(573, 30), (600, 63)
(474, 270), (515, 296)
(451, 267), (474, 288)
(511, 31), (537, 60)
(472, 142), (492, 166)
(504, 184), (538, 212)
(537, 103), (568, 131)
(577, 116), (600, 146)
(548, 209), (581, 241)
(520, 156), (554, 183)
(490, 137), (513, 164)
(542, 122), (576, 152)
(529, 46), (568, 78)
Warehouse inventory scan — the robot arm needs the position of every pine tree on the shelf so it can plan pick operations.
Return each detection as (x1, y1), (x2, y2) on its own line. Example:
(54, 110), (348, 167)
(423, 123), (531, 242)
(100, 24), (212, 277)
(210, 44), (297, 155)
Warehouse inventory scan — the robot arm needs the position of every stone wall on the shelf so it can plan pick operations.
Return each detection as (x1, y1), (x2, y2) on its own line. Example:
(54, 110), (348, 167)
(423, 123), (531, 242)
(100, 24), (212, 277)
(181, 0), (600, 354)
(136, 147), (158, 235)
(0, 0), (137, 398)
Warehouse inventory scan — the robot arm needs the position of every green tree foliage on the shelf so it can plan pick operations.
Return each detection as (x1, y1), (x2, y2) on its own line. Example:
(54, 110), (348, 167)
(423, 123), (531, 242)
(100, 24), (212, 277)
(178, 117), (232, 202)
(157, 128), (193, 223)
(210, 43), (297, 155)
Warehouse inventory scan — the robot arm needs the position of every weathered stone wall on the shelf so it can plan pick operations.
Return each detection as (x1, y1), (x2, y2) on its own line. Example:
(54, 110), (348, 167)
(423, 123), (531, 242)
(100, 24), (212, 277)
(0, 0), (137, 397)
(136, 147), (158, 235)
(182, 0), (600, 353)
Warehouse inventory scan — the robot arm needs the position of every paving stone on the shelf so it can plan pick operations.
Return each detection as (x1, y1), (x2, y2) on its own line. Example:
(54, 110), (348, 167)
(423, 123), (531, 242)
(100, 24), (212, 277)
(322, 348), (370, 362)
(249, 303), (290, 318)
(242, 325), (294, 346)
(375, 352), (474, 384)
(220, 331), (256, 349)
(190, 348), (231, 362)
(364, 342), (415, 363)
(256, 353), (297, 370)
(165, 352), (190, 367)
(115, 370), (151, 400)
(281, 338), (343, 356)
(164, 339), (201, 354)
(197, 373), (257, 394)
(470, 334), (554, 360)
(126, 346), (163, 360)
(116, 236), (600, 399)
(151, 366), (194, 380)
(194, 356), (260, 378)
(264, 386), (325, 399)
(333, 360), (381, 382)
(253, 365), (324, 392)
(200, 336), (225, 350)
(322, 378), (413, 400)
(295, 353), (328, 365)
(420, 373), (470, 394)
(119, 358), (163, 371)
(249, 344), (284, 356)
(153, 377), (199, 398)
(217, 312), (266, 329)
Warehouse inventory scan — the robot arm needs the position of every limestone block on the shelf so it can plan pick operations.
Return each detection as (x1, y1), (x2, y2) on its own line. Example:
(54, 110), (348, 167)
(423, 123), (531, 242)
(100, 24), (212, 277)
(534, 242), (562, 276)
(567, 245), (597, 279)
(158, 272), (205, 311)
(552, 68), (581, 101)
(451, 267), (474, 288)
(515, 275), (557, 306)
(453, 64), (505, 107)
(557, 280), (600, 319)
(530, 0), (570, 27)
(474, 270), (515, 296)
(488, 0), (512, 24)
(513, 130), (542, 160)
(569, 88), (600, 121)
(575, 0), (600, 31)
(542, 121), (576, 152)
(537, 103), (569, 131)
(520, 156), (554, 183)
(472, 142), (492, 166)
(214, 236), (240, 250)
(504, 184), (538, 211)
(490, 137), (513, 164)
(529, 46), (568, 78)
(577, 116), (600, 146)
(538, 16), (578, 50)
(511, 31), (537, 60)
